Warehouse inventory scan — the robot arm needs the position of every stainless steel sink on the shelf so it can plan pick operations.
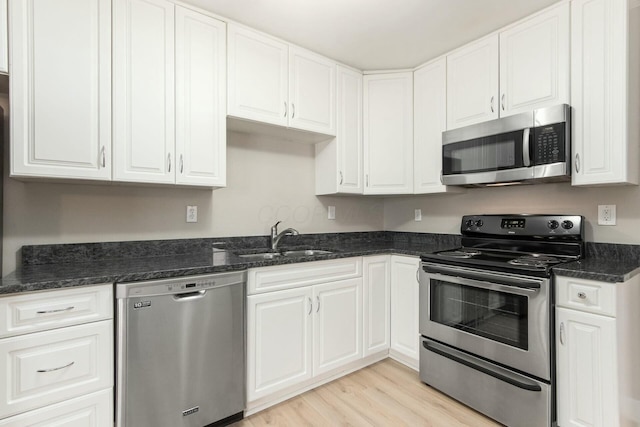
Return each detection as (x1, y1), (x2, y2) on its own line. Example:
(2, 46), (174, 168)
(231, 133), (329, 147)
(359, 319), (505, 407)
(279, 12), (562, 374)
(237, 252), (282, 261)
(236, 249), (332, 261)
(282, 249), (333, 257)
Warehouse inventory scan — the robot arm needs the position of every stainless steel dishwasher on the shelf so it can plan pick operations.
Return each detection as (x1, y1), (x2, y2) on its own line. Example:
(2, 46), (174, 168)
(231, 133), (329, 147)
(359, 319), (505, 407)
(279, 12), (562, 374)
(115, 271), (246, 427)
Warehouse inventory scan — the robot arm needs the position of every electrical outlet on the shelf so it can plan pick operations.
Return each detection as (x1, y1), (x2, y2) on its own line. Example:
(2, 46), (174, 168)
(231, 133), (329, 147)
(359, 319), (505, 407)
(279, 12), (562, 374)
(328, 206), (336, 220)
(186, 205), (198, 223)
(598, 205), (616, 226)
(414, 209), (422, 221)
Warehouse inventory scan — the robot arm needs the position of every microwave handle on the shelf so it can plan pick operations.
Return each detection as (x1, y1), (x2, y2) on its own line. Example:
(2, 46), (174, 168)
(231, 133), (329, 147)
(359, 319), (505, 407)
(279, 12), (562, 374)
(522, 127), (531, 167)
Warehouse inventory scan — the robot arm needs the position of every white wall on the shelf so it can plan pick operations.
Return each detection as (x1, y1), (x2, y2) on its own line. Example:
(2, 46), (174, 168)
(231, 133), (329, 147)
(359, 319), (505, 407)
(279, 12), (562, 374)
(2, 130), (384, 274)
(384, 183), (640, 244)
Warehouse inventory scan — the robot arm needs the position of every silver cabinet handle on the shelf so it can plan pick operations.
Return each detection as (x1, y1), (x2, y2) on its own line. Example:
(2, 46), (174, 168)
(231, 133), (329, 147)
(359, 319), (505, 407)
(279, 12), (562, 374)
(180, 154), (184, 174)
(575, 153), (580, 173)
(577, 292), (587, 300)
(308, 297), (312, 315)
(339, 171), (343, 185)
(167, 153), (172, 173)
(490, 96), (494, 113)
(559, 322), (565, 345)
(101, 146), (106, 168)
(416, 268), (420, 283)
(292, 103), (295, 119)
(37, 306), (74, 314)
(316, 296), (320, 313)
(501, 94), (506, 111)
(366, 174), (369, 187)
(284, 102), (287, 117)
(37, 361), (74, 373)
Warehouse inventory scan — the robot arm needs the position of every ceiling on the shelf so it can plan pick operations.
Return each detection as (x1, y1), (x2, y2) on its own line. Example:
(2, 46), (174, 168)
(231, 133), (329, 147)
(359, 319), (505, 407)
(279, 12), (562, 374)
(186, 0), (562, 70)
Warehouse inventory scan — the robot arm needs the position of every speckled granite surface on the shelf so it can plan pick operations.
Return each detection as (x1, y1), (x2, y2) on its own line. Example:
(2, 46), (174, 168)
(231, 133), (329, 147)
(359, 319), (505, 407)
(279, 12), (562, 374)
(4, 233), (640, 295)
(552, 242), (640, 283)
(1, 232), (461, 295)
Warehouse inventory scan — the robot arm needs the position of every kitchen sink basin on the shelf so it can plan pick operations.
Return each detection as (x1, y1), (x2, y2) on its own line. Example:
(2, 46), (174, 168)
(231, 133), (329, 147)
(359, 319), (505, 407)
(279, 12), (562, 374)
(236, 249), (333, 261)
(282, 249), (333, 257)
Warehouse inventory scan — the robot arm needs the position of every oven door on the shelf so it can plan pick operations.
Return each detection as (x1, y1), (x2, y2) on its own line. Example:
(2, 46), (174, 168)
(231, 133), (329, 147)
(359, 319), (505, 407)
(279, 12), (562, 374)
(419, 262), (550, 381)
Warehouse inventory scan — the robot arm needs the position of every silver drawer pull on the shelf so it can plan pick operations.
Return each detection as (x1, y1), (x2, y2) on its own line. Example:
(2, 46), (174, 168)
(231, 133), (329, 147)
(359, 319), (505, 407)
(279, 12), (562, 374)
(36, 306), (74, 314)
(577, 292), (587, 299)
(37, 361), (74, 373)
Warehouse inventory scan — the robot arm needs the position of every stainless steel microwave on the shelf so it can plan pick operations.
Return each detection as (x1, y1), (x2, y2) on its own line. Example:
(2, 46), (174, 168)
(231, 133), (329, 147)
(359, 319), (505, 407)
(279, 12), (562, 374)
(441, 104), (570, 186)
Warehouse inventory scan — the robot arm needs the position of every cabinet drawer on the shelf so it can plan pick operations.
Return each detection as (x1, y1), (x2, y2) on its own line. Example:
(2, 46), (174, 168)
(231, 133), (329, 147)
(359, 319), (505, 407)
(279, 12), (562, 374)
(248, 257), (362, 295)
(0, 320), (113, 419)
(0, 388), (112, 426)
(556, 276), (616, 317)
(0, 284), (113, 338)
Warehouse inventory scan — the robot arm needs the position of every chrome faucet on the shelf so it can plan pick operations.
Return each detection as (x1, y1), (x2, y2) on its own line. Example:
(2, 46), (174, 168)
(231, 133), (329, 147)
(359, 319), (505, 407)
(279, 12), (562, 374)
(271, 221), (299, 250)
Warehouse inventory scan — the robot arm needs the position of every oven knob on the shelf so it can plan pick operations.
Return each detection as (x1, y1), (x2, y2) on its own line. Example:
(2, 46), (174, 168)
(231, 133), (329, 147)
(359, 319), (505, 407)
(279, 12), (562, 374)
(475, 220), (484, 227)
(561, 220), (574, 230)
(548, 220), (559, 230)
(465, 219), (474, 228)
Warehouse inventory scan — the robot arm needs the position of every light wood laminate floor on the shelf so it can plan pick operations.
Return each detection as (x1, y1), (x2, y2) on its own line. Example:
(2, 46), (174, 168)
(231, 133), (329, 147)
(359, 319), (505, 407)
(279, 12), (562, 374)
(233, 359), (501, 426)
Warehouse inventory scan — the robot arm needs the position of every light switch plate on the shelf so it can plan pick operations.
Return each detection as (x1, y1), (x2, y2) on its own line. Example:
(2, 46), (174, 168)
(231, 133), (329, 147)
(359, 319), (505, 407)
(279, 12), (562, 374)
(328, 206), (336, 220)
(414, 209), (422, 221)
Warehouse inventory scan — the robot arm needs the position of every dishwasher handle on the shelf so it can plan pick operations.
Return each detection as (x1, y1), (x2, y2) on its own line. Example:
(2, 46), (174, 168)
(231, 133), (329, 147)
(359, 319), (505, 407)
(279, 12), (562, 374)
(173, 290), (207, 301)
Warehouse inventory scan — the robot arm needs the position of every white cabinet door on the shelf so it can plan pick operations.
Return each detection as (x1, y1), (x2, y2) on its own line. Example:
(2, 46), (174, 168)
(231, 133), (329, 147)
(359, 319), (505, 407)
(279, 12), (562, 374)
(390, 256), (420, 368)
(10, 0), (111, 180)
(113, 0), (175, 184)
(313, 278), (362, 376)
(413, 58), (454, 194)
(315, 66), (363, 195)
(571, 0), (638, 186)
(499, 2), (570, 117)
(446, 35), (499, 130)
(247, 287), (313, 401)
(363, 72), (414, 195)
(289, 47), (336, 135)
(227, 24), (288, 127)
(363, 256), (390, 357)
(0, 0), (7, 74)
(556, 308), (618, 427)
(175, 7), (226, 187)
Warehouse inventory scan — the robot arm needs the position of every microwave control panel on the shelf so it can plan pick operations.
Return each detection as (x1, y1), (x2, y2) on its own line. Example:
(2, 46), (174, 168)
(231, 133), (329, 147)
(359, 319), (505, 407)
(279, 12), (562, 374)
(533, 122), (565, 165)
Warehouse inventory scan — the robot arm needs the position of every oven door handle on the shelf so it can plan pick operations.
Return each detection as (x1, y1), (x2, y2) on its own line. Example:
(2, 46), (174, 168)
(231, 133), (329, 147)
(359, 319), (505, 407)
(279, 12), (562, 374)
(423, 340), (542, 392)
(422, 263), (541, 291)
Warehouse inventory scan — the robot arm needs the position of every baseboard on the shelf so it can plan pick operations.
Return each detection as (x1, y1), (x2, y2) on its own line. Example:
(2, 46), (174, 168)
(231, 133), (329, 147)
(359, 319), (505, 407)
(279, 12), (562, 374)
(389, 349), (419, 371)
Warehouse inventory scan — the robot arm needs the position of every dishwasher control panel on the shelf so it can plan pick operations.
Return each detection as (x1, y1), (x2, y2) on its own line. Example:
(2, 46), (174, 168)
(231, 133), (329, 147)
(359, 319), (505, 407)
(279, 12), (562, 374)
(116, 271), (247, 299)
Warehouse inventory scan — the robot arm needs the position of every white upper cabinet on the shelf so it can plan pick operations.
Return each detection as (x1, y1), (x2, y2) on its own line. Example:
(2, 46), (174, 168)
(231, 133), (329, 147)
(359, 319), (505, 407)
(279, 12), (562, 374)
(447, 3), (569, 129)
(315, 66), (363, 195)
(175, 7), (226, 187)
(227, 25), (289, 128)
(571, 0), (639, 186)
(113, 0), (175, 184)
(0, 0), (7, 74)
(363, 72), (414, 195)
(289, 47), (336, 135)
(446, 35), (499, 130)
(227, 24), (336, 137)
(413, 58), (459, 194)
(499, 2), (570, 117)
(10, 0), (112, 180)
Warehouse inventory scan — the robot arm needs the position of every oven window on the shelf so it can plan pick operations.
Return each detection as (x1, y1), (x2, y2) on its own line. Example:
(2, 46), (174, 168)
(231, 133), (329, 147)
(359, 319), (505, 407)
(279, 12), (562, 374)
(430, 279), (528, 350)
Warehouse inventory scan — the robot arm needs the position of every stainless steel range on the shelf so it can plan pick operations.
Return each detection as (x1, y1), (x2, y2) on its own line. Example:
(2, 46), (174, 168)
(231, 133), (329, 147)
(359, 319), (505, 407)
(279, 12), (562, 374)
(419, 214), (584, 427)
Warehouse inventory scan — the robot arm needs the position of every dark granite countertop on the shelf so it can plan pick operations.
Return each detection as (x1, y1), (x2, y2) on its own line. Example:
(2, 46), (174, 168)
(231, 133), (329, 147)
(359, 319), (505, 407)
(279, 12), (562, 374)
(2, 233), (639, 295)
(0, 232), (460, 295)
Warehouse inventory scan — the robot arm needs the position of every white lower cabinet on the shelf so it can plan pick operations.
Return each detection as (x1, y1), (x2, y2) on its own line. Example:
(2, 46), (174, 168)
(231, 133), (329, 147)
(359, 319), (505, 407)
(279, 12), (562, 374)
(390, 255), (420, 369)
(363, 255), (390, 356)
(556, 275), (640, 427)
(247, 287), (313, 402)
(0, 286), (114, 425)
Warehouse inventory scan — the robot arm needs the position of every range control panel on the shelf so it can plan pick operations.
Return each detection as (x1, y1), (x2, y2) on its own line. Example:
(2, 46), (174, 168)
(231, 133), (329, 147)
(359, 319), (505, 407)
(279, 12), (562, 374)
(462, 214), (583, 238)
